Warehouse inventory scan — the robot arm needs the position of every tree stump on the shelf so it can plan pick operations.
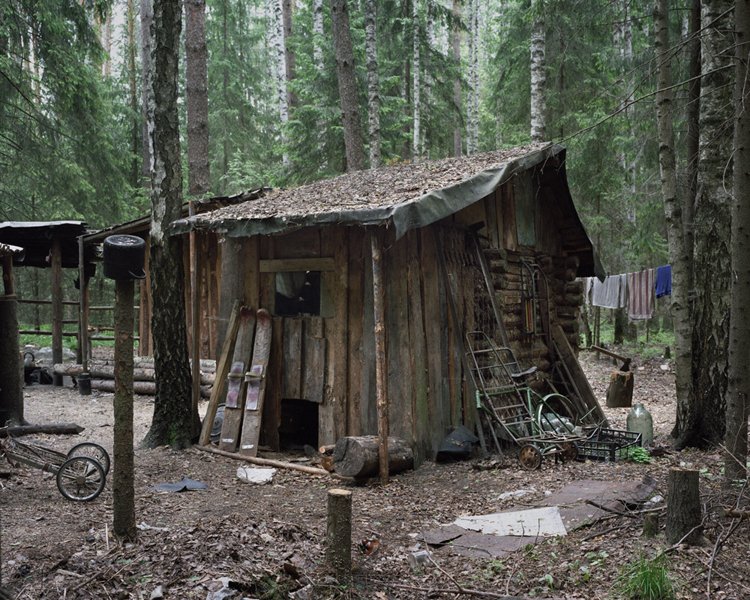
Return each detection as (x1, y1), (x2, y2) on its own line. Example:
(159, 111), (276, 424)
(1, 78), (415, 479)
(665, 468), (702, 545)
(606, 370), (633, 408)
(326, 488), (352, 581)
(333, 436), (413, 479)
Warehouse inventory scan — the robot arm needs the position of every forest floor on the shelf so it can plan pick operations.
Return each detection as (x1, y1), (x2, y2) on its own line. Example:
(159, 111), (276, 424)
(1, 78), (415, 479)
(1, 350), (748, 600)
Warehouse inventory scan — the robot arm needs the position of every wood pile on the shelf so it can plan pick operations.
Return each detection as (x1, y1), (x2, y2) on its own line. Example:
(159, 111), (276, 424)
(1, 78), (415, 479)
(53, 359), (216, 398)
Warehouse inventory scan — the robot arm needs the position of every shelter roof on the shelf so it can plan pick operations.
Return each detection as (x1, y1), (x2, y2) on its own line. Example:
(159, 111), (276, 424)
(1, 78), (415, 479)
(173, 143), (602, 277)
(0, 221), (92, 268)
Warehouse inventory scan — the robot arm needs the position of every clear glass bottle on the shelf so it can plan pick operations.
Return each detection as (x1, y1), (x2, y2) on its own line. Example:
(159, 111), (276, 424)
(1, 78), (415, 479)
(626, 402), (653, 447)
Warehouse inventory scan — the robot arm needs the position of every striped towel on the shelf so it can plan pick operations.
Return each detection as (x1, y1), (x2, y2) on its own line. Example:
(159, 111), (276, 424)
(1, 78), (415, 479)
(627, 269), (655, 320)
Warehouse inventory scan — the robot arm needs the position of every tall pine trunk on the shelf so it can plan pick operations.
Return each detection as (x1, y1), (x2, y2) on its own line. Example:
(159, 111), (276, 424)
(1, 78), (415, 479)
(726, 0), (750, 481)
(144, 0), (194, 449)
(185, 0), (210, 196)
(330, 0), (365, 171)
(529, 0), (546, 142)
(676, 0), (733, 449)
(412, 0), (420, 161)
(365, 0), (380, 167)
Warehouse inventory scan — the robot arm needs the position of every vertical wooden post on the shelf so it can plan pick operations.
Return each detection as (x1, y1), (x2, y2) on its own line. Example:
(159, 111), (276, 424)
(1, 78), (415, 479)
(370, 229), (389, 485)
(189, 202), (202, 432)
(50, 237), (63, 386)
(326, 488), (352, 580)
(78, 236), (89, 371)
(113, 279), (136, 539)
(0, 256), (23, 426)
(665, 468), (702, 545)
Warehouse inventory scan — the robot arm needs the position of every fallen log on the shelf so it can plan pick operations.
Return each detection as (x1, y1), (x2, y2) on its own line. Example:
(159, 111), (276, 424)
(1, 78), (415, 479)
(194, 445), (332, 477)
(333, 436), (413, 478)
(54, 363), (215, 385)
(0, 423), (84, 437)
(90, 379), (211, 398)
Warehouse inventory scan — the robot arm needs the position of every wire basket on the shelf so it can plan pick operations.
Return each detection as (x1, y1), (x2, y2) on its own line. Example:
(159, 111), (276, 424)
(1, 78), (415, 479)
(576, 428), (642, 462)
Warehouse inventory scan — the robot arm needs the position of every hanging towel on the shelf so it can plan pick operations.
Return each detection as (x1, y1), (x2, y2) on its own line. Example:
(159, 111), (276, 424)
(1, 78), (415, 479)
(583, 277), (594, 305)
(655, 265), (672, 298)
(627, 269), (656, 320)
(591, 275), (626, 309)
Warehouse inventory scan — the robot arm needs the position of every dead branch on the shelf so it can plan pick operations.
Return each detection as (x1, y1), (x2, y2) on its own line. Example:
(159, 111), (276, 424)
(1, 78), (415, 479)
(193, 445), (334, 477)
(375, 580), (561, 599)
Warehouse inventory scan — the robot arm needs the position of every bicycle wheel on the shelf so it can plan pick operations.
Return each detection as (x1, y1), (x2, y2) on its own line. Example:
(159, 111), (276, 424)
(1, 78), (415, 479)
(67, 443), (111, 476)
(56, 457), (106, 501)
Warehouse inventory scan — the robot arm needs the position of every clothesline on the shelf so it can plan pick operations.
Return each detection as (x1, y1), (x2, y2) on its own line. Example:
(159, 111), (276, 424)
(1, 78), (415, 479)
(581, 265), (671, 321)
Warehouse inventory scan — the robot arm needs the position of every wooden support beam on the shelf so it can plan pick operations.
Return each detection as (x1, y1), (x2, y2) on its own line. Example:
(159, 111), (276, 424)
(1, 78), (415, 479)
(50, 237), (63, 386)
(370, 229), (389, 485)
(189, 202), (202, 435)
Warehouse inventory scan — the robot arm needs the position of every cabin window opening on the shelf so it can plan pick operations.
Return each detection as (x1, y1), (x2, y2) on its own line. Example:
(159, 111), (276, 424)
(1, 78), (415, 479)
(275, 271), (321, 316)
(279, 398), (319, 450)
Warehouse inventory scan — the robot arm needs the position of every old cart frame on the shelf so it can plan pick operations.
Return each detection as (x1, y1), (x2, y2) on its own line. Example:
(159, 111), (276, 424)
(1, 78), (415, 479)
(0, 436), (110, 501)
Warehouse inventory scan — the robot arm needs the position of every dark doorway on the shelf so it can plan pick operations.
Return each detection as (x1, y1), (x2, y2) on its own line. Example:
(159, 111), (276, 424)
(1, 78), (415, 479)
(279, 399), (319, 450)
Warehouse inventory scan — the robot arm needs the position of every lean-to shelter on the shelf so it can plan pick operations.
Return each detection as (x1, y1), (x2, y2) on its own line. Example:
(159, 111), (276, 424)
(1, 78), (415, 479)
(174, 143), (605, 462)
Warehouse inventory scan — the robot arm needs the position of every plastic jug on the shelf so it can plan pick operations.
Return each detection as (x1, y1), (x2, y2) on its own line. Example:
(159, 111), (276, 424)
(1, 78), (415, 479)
(626, 402), (653, 447)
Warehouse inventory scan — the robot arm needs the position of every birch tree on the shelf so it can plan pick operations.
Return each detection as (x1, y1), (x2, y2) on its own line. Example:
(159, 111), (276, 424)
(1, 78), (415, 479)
(529, 0), (546, 142)
(726, 0), (750, 481)
(140, 0), (154, 184)
(313, 0), (325, 72)
(271, 0), (290, 165)
(451, 0), (462, 156)
(466, 0), (478, 154)
(144, 0), (195, 449)
(365, 0), (381, 167)
(675, 0), (734, 449)
(330, 0), (365, 171)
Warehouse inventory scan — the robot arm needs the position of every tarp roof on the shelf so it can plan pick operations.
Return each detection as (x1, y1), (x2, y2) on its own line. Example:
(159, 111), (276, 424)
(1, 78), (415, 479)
(0, 221), (93, 268)
(172, 143), (603, 277)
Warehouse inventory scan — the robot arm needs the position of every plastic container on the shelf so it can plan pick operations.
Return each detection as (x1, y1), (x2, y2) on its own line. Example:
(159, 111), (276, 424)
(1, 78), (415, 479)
(626, 402), (653, 447)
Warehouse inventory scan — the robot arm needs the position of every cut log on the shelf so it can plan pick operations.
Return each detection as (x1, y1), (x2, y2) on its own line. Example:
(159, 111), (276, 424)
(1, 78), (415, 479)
(666, 468), (703, 545)
(606, 370), (634, 408)
(333, 436), (413, 478)
(326, 489), (352, 581)
(54, 362), (215, 385)
(90, 379), (211, 398)
(0, 423), (84, 437)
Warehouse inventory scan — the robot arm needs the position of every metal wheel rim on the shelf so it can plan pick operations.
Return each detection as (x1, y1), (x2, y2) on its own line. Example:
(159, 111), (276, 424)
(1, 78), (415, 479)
(557, 442), (579, 462)
(518, 444), (542, 471)
(56, 457), (105, 501)
(67, 443), (111, 476)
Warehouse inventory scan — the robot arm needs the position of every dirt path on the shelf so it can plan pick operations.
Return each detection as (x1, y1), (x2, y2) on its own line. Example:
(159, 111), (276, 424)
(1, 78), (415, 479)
(1, 353), (746, 599)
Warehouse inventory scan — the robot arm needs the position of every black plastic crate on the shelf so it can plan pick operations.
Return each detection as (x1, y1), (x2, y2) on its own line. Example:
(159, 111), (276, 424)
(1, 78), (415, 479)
(576, 428), (642, 462)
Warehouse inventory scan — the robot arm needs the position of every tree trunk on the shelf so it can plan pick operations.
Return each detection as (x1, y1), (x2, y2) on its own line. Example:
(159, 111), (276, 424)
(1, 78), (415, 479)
(365, 0), (380, 168)
(677, 0), (733, 449)
(140, 0), (154, 184)
(529, 0), (546, 142)
(282, 0), (296, 108)
(451, 0), (462, 157)
(185, 0), (211, 197)
(313, 0), (325, 72)
(330, 0), (365, 172)
(412, 0), (421, 161)
(0, 297), (23, 426)
(726, 0), (750, 481)
(144, 0), (196, 449)
(333, 436), (414, 478)
(113, 280), (136, 539)
(466, 0), (478, 154)
(127, 0), (140, 188)
(272, 0), (290, 165)
(665, 468), (702, 545)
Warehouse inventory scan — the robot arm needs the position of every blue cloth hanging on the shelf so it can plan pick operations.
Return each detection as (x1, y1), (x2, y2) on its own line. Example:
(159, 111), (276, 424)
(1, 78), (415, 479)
(655, 265), (672, 298)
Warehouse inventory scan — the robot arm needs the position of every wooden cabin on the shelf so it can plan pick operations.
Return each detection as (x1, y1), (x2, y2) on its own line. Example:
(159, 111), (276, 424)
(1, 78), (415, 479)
(174, 143), (603, 462)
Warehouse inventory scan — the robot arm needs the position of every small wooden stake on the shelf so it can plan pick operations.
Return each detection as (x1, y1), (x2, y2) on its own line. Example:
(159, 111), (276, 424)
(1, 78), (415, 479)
(370, 229), (389, 486)
(326, 488), (352, 581)
(665, 468), (702, 545)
